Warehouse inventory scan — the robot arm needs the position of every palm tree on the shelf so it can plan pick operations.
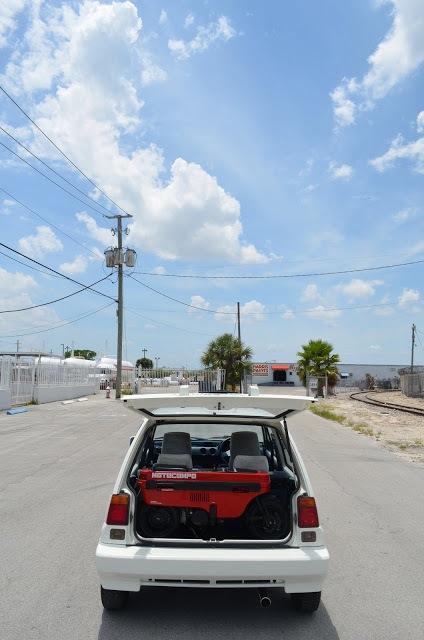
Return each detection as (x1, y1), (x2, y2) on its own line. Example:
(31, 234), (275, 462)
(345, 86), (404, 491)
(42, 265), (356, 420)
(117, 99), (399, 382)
(297, 339), (340, 395)
(201, 333), (253, 391)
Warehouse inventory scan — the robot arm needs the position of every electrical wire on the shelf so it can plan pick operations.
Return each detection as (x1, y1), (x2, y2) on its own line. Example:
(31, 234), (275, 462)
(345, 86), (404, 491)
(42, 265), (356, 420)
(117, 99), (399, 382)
(0, 302), (114, 338)
(0, 274), (112, 313)
(0, 84), (133, 218)
(132, 257), (424, 280)
(125, 307), (215, 337)
(0, 241), (116, 301)
(0, 249), (63, 279)
(0, 186), (100, 259)
(0, 140), (108, 219)
(0, 126), (118, 218)
(127, 274), (406, 316)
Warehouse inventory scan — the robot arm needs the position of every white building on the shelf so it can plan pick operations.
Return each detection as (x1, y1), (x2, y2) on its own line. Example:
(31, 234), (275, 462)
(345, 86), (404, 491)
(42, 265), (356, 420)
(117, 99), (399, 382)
(250, 362), (407, 388)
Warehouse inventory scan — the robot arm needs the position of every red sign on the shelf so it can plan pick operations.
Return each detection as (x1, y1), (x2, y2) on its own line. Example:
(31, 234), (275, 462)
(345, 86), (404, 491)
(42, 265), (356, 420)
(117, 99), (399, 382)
(252, 364), (270, 376)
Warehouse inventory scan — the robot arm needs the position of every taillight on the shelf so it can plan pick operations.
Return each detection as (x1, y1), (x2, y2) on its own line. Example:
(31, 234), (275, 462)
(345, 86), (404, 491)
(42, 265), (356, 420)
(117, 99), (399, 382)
(106, 494), (130, 525)
(297, 496), (319, 528)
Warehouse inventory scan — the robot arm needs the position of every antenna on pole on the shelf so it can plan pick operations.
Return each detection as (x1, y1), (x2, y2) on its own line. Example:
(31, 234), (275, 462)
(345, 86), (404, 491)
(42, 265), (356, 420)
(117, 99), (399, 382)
(237, 302), (242, 393)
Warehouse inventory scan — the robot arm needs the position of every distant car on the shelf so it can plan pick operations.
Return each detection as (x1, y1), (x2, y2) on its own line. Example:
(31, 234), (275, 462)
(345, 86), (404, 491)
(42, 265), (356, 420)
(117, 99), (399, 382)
(96, 390), (329, 613)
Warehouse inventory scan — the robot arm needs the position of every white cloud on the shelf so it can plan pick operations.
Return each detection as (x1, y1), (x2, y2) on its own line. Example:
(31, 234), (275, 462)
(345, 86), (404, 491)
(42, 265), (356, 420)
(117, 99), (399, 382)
(215, 300), (265, 322)
(336, 278), (383, 299)
(301, 283), (320, 302)
(159, 9), (167, 25)
(303, 183), (317, 193)
(184, 14), (195, 28)
(305, 305), (342, 322)
(3, 2), (263, 265)
(330, 82), (356, 127)
(392, 207), (415, 222)
(0, 0), (26, 48)
(60, 254), (88, 275)
(417, 110), (424, 133)
(331, 0), (424, 126)
(18, 225), (63, 259)
(282, 309), (294, 320)
(141, 54), (167, 86)
(0, 266), (59, 333)
(375, 295), (395, 316)
(408, 240), (424, 256)
(188, 295), (210, 314)
(151, 265), (167, 274)
(168, 15), (235, 60)
(329, 161), (353, 180)
(369, 344), (382, 350)
(2, 198), (16, 207)
(370, 129), (424, 174)
(398, 287), (420, 307)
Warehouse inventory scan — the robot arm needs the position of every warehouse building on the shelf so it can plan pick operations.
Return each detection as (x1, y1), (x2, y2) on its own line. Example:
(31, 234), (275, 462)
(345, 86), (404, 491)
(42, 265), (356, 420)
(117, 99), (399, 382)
(250, 362), (408, 388)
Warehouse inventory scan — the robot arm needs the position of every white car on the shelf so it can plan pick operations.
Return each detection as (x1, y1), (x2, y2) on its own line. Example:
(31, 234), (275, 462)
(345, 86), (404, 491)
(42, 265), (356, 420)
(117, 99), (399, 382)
(96, 390), (329, 613)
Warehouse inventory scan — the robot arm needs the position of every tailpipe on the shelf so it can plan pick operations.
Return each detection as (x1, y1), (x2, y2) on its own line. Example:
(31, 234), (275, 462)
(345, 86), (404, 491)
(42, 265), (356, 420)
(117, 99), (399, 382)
(258, 590), (272, 608)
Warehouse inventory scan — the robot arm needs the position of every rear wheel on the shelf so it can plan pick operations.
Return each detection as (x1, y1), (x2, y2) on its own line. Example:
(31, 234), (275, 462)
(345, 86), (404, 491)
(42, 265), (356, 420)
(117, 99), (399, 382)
(100, 586), (129, 611)
(290, 591), (321, 613)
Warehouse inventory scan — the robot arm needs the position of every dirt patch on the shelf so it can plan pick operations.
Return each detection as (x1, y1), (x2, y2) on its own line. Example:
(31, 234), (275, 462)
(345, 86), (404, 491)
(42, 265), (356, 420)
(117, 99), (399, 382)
(311, 391), (424, 463)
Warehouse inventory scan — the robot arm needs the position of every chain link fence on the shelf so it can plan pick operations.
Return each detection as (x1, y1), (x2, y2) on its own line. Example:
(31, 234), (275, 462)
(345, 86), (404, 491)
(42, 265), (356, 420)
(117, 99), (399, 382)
(135, 368), (225, 394)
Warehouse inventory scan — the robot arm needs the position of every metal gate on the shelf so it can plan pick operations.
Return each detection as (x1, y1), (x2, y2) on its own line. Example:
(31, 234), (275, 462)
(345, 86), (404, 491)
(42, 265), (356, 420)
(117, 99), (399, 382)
(9, 359), (35, 405)
(136, 368), (225, 393)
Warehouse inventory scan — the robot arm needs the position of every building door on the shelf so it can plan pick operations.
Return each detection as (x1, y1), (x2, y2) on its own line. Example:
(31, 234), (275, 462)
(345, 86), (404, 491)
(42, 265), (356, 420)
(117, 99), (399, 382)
(273, 369), (287, 383)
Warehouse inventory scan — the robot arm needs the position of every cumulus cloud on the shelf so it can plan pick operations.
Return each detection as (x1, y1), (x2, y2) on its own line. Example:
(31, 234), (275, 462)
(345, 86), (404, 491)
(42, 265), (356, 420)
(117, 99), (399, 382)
(331, 0), (424, 126)
(336, 278), (383, 299)
(398, 287), (420, 307)
(0, 0), (26, 48)
(60, 254), (88, 275)
(417, 110), (424, 133)
(3, 2), (262, 265)
(0, 266), (59, 333)
(151, 265), (167, 274)
(282, 309), (294, 320)
(188, 294), (210, 314)
(370, 117), (424, 174)
(305, 305), (342, 322)
(392, 207), (415, 222)
(329, 161), (354, 180)
(184, 14), (195, 28)
(215, 300), (265, 322)
(168, 15), (235, 60)
(159, 9), (167, 25)
(18, 225), (63, 259)
(301, 283), (320, 302)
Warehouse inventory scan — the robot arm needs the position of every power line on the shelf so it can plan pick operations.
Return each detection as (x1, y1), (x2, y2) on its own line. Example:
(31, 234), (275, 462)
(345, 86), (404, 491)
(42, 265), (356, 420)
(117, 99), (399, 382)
(133, 257), (424, 280)
(0, 249), (63, 279)
(0, 140), (108, 219)
(0, 242), (116, 301)
(0, 84), (132, 217)
(0, 302), (114, 338)
(0, 186), (101, 259)
(127, 274), (405, 315)
(0, 125), (117, 217)
(0, 274), (112, 313)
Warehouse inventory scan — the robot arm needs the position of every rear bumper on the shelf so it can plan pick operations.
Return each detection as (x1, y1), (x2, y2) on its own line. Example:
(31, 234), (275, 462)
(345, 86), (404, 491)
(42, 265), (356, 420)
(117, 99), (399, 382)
(96, 542), (329, 593)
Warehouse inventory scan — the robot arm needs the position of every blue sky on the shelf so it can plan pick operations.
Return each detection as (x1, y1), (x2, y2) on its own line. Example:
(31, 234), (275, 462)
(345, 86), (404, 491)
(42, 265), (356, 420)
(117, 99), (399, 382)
(0, 0), (424, 366)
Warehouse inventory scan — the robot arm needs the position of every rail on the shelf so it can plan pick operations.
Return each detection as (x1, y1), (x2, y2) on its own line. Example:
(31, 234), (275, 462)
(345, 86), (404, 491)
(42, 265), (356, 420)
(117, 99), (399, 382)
(350, 391), (424, 417)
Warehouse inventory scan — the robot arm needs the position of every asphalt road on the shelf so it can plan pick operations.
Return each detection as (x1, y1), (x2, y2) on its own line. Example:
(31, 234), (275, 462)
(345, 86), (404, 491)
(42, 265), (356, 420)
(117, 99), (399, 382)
(1, 394), (423, 640)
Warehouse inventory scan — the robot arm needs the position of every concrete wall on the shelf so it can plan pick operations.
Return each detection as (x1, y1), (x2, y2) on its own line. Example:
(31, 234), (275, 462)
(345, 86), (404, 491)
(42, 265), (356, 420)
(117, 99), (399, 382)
(33, 385), (97, 404)
(0, 389), (11, 411)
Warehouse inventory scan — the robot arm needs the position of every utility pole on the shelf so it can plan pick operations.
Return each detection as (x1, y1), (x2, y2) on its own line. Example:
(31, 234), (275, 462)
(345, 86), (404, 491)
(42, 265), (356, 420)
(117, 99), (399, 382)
(60, 343), (65, 357)
(237, 301), (242, 393)
(104, 214), (136, 399)
(410, 323), (416, 374)
(16, 339), (20, 355)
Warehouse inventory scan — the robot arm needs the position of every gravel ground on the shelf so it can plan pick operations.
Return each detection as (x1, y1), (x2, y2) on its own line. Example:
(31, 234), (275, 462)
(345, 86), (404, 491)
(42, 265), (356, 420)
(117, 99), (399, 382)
(315, 391), (424, 463)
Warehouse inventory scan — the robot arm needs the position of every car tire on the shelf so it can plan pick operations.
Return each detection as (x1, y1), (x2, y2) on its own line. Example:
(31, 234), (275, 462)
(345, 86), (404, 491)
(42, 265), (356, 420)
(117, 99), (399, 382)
(100, 586), (129, 611)
(290, 591), (321, 613)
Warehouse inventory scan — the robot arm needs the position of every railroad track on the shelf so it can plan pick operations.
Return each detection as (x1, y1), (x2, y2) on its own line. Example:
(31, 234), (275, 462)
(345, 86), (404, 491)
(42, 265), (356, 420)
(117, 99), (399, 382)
(350, 391), (424, 417)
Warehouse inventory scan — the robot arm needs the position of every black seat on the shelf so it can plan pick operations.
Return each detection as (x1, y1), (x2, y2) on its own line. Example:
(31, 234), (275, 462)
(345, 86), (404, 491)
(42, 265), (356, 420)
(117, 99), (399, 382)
(229, 431), (269, 472)
(154, 431), (193, 470)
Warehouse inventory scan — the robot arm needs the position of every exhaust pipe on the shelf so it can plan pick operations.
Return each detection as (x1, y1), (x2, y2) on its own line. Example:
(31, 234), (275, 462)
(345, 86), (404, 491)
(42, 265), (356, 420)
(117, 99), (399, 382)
(258, 590), (272, 608)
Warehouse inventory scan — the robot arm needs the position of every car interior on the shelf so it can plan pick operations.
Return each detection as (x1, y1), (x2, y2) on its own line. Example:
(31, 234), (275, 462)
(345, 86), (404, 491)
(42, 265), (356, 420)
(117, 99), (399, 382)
(129, 423), (298, 541)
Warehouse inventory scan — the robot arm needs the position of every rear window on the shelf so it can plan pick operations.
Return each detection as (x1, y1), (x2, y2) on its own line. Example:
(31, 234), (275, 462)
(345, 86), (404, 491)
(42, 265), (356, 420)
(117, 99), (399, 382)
(153, 423), (264, 442)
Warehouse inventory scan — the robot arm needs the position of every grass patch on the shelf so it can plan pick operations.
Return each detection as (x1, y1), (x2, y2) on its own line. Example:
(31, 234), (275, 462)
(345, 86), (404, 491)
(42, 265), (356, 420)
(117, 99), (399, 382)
(310, 404), (346, 424)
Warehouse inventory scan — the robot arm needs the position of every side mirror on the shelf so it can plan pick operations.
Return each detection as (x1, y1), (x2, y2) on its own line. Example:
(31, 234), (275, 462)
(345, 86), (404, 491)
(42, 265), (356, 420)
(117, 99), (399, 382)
(129, 436), (135, 446)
